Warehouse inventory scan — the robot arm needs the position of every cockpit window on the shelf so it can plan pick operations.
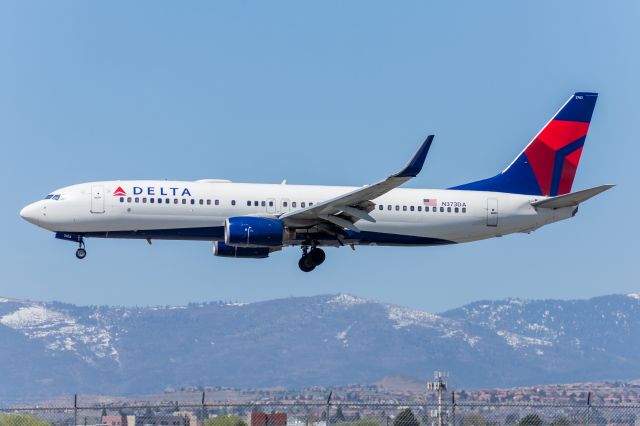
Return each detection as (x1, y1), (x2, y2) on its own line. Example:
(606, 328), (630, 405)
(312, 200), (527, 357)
(52, 195), (61, 200)
(45, 195), (54, 199)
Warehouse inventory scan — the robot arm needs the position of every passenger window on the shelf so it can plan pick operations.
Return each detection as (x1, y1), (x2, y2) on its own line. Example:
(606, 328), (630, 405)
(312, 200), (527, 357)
(418, 206), (422, 212)
(182, 199), (186, 204)
(120, 197), (124, 203)
(143, 198), (147, 203)
(174, 199), (178, 204)
(127, 197), (132, 203)
(403, 206), (407, 211)
(309, 202), (314, 206)
(388, 205), (392, 211)
(424, 207), (429, 212)
(301, 202), (306, 208)
(292, 202), (297, 208)
(191, 199), (195, 205)
(440, 207), (444, 212)
(269, 201), (274, 207)
(254, 201), (259, 207)
(455, 207), (459, 213)
(199, 199), (204, 205)
(215, 200), (220, 205)
(283, 201), (288, 207)
(135, 197), (139, 203)
(247, 201), (251, 206)
(447, 207), (451, 212)
(261, 201), (265, 207)
(395, 205), (399, 211)
(165, 198), (170, 204)
(379, 205), (383, 210)
(207, 200), (211, 205)
(231, 200), (236, 206)
(150, 198), (155, 203)
(410, 206), (414, 211)
(462, 207), (467, 213)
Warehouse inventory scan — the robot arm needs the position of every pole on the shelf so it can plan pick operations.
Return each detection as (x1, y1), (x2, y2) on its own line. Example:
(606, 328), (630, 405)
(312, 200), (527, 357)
(451, 392), (455, 426)
(74, 394), (78, 426)
(201, 392), (206, 426)
(326, 392), (332, 426)
(586, 391), (591, 426)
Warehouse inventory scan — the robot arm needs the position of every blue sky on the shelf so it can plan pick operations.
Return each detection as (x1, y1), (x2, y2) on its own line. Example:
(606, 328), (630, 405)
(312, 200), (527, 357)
(0, 1), (637, 312)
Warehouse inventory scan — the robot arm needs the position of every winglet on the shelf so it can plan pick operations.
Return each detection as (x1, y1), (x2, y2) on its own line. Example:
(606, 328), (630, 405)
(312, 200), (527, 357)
(394, 135), (434, 178)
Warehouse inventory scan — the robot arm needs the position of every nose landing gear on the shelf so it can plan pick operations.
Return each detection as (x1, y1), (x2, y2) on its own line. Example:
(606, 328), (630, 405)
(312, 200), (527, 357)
(298, 246), (326, 272)
(75, 239), (87, 260)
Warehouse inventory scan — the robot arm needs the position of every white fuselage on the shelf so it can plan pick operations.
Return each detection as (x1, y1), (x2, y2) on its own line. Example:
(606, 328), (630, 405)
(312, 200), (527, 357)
(20, 180), (576, 247)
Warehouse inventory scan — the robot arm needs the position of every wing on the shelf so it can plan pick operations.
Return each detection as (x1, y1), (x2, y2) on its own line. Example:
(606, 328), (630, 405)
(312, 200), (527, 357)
(280, 135), (434, 232)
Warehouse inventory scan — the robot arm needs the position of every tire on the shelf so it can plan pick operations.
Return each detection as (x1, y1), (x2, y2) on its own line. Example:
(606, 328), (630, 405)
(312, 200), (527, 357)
(298, 256), (315, 272)
(309, 248), (326, 266)
(75, 248), (87, 259)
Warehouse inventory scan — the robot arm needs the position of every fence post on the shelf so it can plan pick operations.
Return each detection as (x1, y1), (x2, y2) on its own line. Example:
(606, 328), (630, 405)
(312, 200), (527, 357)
(450, 392), (455, 426)
(586, 391), (591, 426)
(326, 392), (332, 426)
(201, 392), (206, 426)
(74, 394), (78, 426)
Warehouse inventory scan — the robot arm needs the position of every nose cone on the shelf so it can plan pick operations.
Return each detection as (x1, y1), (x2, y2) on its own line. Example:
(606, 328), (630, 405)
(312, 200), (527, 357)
(20, 202), (41, 225)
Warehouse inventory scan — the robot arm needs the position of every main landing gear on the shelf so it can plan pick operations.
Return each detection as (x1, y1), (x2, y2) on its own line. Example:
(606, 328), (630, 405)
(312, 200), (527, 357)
(75, 239), (87, 260)
(298, 246), (326, 272)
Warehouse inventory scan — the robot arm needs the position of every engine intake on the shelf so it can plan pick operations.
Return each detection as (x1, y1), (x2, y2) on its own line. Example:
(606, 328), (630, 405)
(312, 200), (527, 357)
(224, 216), (284, 247)
(213, 242), (270, 258)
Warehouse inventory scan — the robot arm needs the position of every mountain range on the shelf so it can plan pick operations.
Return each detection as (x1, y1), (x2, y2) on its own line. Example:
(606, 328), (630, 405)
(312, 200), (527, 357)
(1, 293), (639, 400)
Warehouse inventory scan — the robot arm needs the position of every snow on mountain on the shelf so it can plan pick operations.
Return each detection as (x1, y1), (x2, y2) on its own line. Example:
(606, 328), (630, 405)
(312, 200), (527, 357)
(0, 300), (119, 365)
(0, 293), (639, 399)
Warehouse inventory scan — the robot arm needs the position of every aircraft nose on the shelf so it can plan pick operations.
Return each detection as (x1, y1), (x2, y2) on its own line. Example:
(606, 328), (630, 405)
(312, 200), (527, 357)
(20, 202), (41, 225)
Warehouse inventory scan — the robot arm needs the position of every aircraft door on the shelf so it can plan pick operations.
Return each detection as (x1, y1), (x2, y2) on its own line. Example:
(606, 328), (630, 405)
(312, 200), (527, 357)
(487, 198), (498, 226)
(91, 185), (105, 214)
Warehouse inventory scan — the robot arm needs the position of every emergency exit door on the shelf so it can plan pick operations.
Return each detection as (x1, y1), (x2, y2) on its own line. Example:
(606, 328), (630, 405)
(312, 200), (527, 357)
(487, 198), (498, 226)
(91, 185), (105, 214)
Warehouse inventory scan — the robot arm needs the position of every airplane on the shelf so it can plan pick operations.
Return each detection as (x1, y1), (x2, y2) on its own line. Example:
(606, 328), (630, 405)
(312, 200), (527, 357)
(20, 92), (613, 272)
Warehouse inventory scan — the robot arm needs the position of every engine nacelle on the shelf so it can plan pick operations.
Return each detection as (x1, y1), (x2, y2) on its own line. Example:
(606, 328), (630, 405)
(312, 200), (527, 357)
(213, 242), (270, 258)
(224, 216), (284, 247)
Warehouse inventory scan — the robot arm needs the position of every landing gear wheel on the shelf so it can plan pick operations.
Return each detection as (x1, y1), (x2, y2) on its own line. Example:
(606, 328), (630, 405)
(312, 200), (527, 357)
(75, 248), (87, 259)
(309, 248), (326, 266)
(298, 256), (315, 272)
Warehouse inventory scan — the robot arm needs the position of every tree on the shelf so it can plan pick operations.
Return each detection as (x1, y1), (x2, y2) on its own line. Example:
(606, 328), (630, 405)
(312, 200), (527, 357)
(392, 409), (419, 426)
(517, 414), (543, 426)
(550, 417), (570, 426)
(505, 413), (519, 425)
(0, 414), (49, 426)
(462, 414), (487, 426)
(204, 416), (247, 426)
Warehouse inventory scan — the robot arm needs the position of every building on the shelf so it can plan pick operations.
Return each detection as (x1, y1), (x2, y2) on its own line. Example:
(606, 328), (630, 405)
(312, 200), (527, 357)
(102, 416), (128, 426)
(249, 412), (287, 426)
(173, 411), (199, 426)
(135, 415), (188, 426)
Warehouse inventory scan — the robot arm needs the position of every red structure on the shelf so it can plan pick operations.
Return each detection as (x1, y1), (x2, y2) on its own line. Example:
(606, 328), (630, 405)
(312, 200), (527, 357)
(249, 412), (287, 426)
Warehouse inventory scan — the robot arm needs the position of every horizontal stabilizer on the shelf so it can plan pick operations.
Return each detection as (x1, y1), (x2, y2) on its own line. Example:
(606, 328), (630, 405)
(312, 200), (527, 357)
(531, 184), (614, 209)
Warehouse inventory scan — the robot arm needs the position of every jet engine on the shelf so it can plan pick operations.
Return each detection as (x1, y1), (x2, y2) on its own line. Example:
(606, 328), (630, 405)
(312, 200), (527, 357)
(224, 216), (284, 247)
(213, 242), (270, 258)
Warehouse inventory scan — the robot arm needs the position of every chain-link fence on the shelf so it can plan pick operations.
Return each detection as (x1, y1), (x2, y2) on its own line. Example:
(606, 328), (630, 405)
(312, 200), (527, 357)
(2, 400), (640, 426)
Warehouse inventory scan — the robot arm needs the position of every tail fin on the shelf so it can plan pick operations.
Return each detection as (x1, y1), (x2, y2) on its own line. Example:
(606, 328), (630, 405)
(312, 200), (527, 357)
(452, 92), (598, 196)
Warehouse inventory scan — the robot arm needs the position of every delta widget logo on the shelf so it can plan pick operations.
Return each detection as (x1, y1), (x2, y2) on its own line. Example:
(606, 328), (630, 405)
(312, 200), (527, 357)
(113, 186), (127, 196)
